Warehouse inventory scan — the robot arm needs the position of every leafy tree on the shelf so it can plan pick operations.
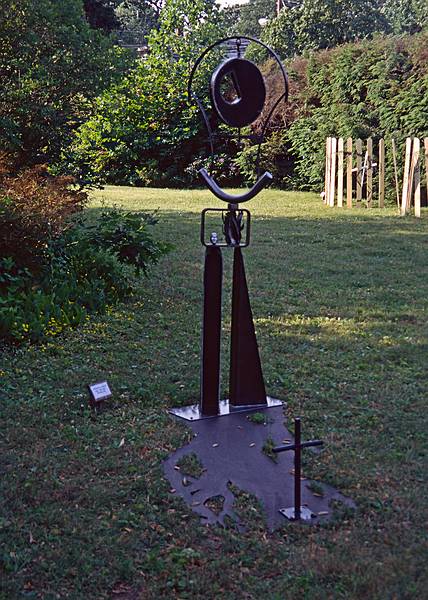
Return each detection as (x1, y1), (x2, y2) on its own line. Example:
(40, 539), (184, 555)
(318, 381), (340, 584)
(0, 0), (129, 169)
(226, 0), (277, 39)
(70, 0), (226, 186)
(382, 0), (428, 34)
(114, 0), (161, 33)
(257, 0), (390, 59)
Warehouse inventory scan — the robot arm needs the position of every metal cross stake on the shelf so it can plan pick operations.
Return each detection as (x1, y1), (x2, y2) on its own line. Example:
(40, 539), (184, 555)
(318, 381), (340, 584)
(273, 418), (324, 521)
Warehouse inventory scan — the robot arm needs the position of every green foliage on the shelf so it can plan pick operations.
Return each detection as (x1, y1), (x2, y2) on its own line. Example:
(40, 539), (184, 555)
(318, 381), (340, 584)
(382, 0), (428, 34)
(176, 453), (204, 478)
(83, 0), (120, 32)
(225, 0), (276, 39)
(262, 436), (278, 462)
(0, 208), (169, 343)
(254, 0), (390, 61)
(0, 0), (130, 170)
(234, 131), (289, 186)
(185, 153), (241, 187)
(69, 0), (225, 186)
(240, 30), (428, 196)
(76, 208), (171, 275)
(114, 0), (160, 35)
(247, 412), (272, 425)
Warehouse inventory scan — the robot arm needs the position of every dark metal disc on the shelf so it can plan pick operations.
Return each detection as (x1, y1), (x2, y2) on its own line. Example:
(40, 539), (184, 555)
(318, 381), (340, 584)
(210, 58), (266, 128)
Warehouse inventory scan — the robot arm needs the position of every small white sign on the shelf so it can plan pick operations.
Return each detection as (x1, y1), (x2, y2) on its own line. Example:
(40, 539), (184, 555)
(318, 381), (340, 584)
(88, 381), (112, 403)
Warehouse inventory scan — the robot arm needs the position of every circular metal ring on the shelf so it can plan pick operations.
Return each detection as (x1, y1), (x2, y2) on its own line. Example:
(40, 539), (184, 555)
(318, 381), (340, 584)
(210, 58), (266, 128)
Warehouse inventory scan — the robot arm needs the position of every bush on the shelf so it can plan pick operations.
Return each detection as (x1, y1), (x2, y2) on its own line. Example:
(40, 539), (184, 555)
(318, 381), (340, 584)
(0, 159), (87, 272)
(0, 159), (169, 343)
(243, 30), (428, 196)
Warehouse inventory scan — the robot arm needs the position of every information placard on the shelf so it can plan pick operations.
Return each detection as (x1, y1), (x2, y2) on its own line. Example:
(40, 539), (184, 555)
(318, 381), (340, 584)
(88, 381), (112, 404)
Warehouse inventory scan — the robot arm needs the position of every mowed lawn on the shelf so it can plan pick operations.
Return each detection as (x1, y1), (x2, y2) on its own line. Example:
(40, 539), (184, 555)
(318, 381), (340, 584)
(1, 186), (427, 599)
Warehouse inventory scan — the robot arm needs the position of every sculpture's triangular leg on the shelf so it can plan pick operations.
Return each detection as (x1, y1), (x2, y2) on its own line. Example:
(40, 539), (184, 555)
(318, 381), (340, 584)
(229, 247), (267, 407)
(200, 245), (222, 415)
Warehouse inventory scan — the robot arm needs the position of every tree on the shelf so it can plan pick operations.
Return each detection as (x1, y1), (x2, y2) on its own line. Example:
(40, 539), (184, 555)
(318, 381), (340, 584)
(225, 0), (277, 39)
(70, 0), (226, 186)
(0, 0), (130, 169)
(382, 0), (428, 34)
(257, 0), (389, 59)
(114, 0), (162, 32)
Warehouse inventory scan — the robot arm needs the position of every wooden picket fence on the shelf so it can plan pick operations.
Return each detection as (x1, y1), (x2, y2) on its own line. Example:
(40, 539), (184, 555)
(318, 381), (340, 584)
(324, 136), (428, 217)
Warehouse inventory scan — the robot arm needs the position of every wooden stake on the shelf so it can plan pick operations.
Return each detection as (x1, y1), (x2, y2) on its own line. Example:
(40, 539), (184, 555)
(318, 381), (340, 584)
(391, 138), (400, 210)
(337, 138), (344, 207)
(413, 138), (420, 218)
(367, 138), (373, 208)
(329, 137), (337, 207)
(424, 138), (428, 200)
(378, 138), (385, 208)
(356, 138), (362, 204)
(346, 138), (353, 208)
(324, 137), (331, 204)
(401, 137), (413, 216)
(406, 139), (417, 214)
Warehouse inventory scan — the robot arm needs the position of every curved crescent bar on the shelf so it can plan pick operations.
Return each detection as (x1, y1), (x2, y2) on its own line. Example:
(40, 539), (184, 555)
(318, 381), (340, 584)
(199, 168), (273, 204)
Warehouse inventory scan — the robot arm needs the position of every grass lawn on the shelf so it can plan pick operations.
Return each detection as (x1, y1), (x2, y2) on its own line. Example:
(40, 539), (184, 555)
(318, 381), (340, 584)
(1, 186), (427, 599)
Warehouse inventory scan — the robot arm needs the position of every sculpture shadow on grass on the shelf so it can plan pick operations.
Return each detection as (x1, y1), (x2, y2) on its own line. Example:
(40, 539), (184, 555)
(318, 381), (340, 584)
(163, 406), (355, 531)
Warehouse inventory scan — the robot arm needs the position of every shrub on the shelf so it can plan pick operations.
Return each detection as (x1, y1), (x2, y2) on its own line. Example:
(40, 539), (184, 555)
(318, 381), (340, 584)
(0, 205), (170, 344)
(0, 159), (87, 272)
(244, 30), (428, 196)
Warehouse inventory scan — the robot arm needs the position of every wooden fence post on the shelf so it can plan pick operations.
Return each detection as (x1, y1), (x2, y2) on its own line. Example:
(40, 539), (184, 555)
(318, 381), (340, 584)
(337, 138), (344, 207)
(356, 138), (362, 204)
(391, 138), (401, 209)
(378, 138), (385, 208)
(424, 138), (428, 199)
(367, 137), (373, 208)
(413, 138), (420, 218)
(329, 137), (337, 207)
(401, 137), (413, 216)
(346, 137), (353, 208)
(324, 137), (331, 204)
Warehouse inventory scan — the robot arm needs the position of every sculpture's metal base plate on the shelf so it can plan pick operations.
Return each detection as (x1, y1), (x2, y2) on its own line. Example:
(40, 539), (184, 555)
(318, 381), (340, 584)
(169, 396), (283, 421)
(279, 506), (315, 521)
(164, 405), (355, 530)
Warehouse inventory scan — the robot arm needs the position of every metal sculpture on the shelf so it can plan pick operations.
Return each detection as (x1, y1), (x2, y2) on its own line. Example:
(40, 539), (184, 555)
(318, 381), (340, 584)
(170, 37), (288, 420)
(164, 39), (356, 529)
(273, 418), (324, 521)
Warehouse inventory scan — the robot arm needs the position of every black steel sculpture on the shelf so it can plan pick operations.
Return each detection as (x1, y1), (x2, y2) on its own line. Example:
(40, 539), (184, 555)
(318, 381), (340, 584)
(170, 37), (288, 420)
(165, 39), (356, 528)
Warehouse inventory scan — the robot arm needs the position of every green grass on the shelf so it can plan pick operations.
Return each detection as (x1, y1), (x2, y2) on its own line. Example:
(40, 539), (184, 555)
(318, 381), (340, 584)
(1, 186), (427, 599)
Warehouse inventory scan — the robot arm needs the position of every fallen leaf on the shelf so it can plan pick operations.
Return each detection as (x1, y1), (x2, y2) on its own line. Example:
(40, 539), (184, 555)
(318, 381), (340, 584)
(29, 531), (35, 544)
(249, 443), (256, 447)
(212, 443), (219, 448)
(118, 438), (125, 448)
(318, 511), (329, 516)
